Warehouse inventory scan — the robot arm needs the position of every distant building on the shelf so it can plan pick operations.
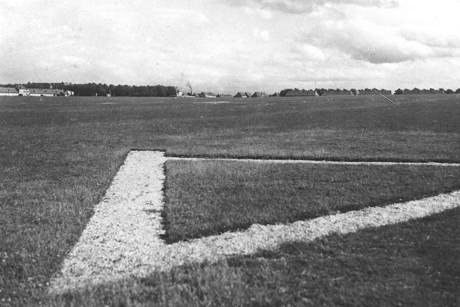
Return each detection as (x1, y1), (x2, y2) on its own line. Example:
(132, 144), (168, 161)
(198, 92), (216, 98)
(234, 92), (249, 98)
(19, 88), (30, 96)
(29, 88), (64, 97)
(14, 86), (68, 97)
(0, 87), (19, 96)
(285, 89), (319, 97)
(216, 94), (232, 97)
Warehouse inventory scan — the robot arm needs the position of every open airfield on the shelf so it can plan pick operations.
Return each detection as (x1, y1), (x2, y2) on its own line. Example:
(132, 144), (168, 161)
(1, 94), (460, 306)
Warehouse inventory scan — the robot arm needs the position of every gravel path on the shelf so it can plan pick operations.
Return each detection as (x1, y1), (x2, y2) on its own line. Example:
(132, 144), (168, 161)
(48, 151), (460, 294)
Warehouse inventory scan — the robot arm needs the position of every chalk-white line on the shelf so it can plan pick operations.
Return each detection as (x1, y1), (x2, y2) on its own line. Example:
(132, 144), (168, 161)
(168, 157), (460, 167)
(48, 151), (460, 293)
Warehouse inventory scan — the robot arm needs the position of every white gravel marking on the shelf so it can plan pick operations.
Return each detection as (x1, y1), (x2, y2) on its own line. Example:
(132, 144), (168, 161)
(49, 151), (167, 292)
(169, 156), (460, 166)
(49, 151), (460, 293)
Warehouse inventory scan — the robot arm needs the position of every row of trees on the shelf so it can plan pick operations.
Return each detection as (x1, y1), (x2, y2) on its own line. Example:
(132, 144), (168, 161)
(279, 88), (352, 96)
(6, 82), (178, 97)
(393, 88), (460, 95)
(279, 88), (460, 96)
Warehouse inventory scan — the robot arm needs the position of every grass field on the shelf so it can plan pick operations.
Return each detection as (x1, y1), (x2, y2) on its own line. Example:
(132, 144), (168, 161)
(1, 94), (460, 306)
(163, 160), (460, 243)
(49, 207), (460, 307)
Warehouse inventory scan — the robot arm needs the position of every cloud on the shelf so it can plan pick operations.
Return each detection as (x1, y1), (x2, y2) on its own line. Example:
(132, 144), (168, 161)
(226, 0), (398, 14)
(253, 29), (270, 41)
(291, 44), (326, 61)
(242, 6), (274, 19)
(296, 10), (460, 64)
(400, 25), (460, 48)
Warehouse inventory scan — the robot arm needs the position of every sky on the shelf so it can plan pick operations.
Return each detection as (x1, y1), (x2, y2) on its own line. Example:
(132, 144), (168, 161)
(1, 0), (460, 94)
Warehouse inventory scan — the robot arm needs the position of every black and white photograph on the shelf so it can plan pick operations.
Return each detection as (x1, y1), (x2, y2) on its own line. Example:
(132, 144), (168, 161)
(1, 0), (460, 306)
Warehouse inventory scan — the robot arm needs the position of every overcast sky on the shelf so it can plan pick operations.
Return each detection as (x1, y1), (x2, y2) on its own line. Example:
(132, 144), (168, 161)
(1, 0), (460, 93)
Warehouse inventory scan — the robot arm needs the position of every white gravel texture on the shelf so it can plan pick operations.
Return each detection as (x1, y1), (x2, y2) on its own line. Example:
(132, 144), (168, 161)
(169, 156), (460, 166)
(49, 151), (460, 293)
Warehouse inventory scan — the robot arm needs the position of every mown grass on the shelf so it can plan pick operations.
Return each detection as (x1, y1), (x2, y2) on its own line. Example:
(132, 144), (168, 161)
(0, 95), (459, 305)
(163, 160), (460, 243)
(48, 207), (460, 307)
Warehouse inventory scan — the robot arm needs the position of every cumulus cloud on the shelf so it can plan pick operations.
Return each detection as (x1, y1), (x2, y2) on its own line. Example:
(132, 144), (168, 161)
(400, 25), (460, 48)
(295, 7), (460, 64)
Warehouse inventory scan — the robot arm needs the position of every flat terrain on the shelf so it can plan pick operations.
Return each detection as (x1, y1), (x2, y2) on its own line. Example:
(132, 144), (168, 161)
(164, 160), (460, 243)
(1, 94), (459, 306)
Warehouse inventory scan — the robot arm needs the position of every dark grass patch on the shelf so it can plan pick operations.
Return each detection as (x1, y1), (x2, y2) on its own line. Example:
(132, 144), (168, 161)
(163, 160), (460, 243)
(1, 95), (460, 304)
(48, 207), (460, 307)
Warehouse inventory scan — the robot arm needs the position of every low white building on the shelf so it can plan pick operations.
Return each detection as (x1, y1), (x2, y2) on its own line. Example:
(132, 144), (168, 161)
(29, 89), (64, 97)
(198, 92), (216, 98)
(0, 87), (19, 96)
(19, 88), (30, 96)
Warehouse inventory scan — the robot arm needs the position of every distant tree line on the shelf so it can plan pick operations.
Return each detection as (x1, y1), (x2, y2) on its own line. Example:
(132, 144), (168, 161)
(280, 88), (350, 96)
(2, 82), (177, 97)
(3, 83), (460, 97)
(279, 88), (337, 96)
(279, 87), (460, 96)
(393, 88), (460, 95)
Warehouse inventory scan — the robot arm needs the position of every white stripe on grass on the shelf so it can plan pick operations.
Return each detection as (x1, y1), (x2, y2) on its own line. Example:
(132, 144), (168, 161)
(169, 156), (460, 166)
(48, 151), (460, 293)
